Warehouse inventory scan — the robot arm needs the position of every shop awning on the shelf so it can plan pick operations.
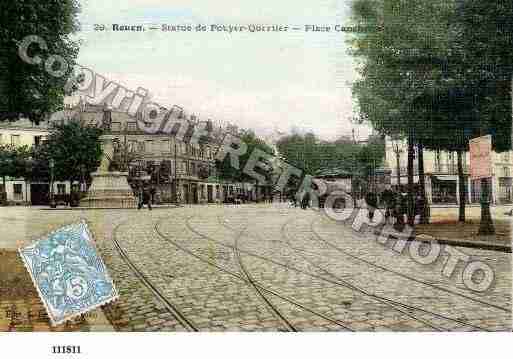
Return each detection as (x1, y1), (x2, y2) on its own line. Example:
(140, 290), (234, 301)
(432, 176), (457, 182)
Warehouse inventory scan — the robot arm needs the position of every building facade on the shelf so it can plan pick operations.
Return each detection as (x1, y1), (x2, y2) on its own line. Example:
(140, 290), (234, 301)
(0, 119), (73, 205)
(385, 137), (513, 205)
(68, 102), (261, 204)
(0, 101), (270, 206)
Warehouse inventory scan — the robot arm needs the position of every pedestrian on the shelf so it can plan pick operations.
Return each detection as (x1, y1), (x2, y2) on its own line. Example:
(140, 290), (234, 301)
(415, 192), (428, 223)
(364, 190), (378, 222)
(137, 184), (144, 210)
(394, 191), (407, 231)
(138, 184), (152, 210)
(144, 186), (152, 210)
(150, 185), (156, 205)
(289, 191), (297, 207)
(381, 186), (396, 224)
(301, 191), (310, 210)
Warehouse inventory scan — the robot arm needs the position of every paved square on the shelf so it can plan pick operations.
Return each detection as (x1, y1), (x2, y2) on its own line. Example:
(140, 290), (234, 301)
(1, 204), (511, 331)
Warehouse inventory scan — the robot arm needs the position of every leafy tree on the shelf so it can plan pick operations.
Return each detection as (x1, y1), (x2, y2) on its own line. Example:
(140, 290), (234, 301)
(276, 131), (385, 197)
(216, 130), (274, 183)
(0, 1), (80, 122)
(350, 0), (511, 227)
(0, 144), (32, 186)
(357, 135), (386, 187)
(39, 120), (104, 188)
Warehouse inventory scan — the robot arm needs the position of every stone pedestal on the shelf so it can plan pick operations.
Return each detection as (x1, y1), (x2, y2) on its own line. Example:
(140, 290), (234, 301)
(80, 135), (136, 208)
(80, 171), (136, 208)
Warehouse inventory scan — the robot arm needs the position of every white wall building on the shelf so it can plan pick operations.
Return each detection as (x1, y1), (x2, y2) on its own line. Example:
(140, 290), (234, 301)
(0, 119), (72, 205)
(385, 137), (513, 205)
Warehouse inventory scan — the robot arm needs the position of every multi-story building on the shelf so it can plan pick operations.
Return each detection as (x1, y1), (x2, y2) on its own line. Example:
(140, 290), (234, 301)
(385, 137), (513, 204)
(0, 118), (74, 205)
(67, 101), (253, 204)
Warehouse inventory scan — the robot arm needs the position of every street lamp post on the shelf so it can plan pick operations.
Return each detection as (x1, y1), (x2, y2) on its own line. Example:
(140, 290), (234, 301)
(174, 140), (178, 205)
(80, 165), (87, 193)
(49, 159), (56, 208)
(25, 157), (33, 205)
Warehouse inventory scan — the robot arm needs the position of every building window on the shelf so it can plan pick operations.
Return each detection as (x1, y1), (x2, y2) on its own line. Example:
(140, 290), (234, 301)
(11, 135), (20, 146)
(13, 183), (23, 200)
(128, 140), (138, 152)
(435, 150), (441, 172)
(127, 122), (137, 132)
(447, 152), (456, 174)
(145, 140), (153, 153)
(111, 122), (121, 132)
(502, 152), (511, 162)
(34, 136), (42, 147)
(57, 184), (66, 195)
(503, 167), (510, 178)
(138, 142), (146, 153)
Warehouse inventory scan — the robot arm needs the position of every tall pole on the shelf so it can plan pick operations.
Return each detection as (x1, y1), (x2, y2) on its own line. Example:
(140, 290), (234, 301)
(49, 159), (56, 208)
(478, 177), (495, 234)
(393, 142), (402, 190)
(174, 140), (178, 204)
(169, 136), (176, 203)
(418, 142), (429, 224)
(407, 133), (415, 226)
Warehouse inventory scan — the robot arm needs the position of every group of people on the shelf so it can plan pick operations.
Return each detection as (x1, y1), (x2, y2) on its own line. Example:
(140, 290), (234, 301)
(288, 191), (311, 209)
(365, 186), (427, 228)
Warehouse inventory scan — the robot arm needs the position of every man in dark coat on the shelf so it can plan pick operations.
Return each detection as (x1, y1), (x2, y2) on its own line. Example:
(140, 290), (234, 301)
(138, 184), (152, 210)
(381, 186), (396, 224)
(365, 191), (378, 222)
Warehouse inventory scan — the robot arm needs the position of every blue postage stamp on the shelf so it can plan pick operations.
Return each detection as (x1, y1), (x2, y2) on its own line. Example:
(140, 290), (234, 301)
(18, 220), (118, 326)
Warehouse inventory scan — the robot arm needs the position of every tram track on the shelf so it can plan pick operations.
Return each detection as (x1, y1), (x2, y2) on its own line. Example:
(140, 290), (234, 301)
(309, 218), (511, 313)
(202, 213), (493, 331)
(223, 218), (298, 332)
(155, 215), (354, 331)
(111, 221), (198, 332)
(280, 219), (489, 331)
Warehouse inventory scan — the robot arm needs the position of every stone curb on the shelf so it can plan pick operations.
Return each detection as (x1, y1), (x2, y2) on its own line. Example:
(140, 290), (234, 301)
(374, 229), (512, 253)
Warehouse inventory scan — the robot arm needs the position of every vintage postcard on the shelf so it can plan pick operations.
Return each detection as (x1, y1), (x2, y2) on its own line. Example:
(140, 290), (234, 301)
(0, 0), (511, 357)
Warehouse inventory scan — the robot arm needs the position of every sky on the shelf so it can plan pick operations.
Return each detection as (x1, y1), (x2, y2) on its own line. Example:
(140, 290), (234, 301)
(75, 0), (371, 141)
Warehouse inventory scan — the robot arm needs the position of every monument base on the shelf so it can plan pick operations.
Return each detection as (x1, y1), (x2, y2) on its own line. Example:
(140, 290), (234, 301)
(80, 171), (137, 208)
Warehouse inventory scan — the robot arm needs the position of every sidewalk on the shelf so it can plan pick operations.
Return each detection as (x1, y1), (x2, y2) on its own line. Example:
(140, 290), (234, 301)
(374, 219), (511, 253)
(375, 227), (511, 253)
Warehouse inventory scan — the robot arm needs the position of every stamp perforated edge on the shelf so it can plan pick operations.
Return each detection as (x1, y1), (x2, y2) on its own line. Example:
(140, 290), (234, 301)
(17, 220), (119, 327)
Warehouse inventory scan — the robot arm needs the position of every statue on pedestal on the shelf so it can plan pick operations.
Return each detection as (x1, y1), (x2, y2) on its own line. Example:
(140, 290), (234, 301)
(80, 135), (137, 208)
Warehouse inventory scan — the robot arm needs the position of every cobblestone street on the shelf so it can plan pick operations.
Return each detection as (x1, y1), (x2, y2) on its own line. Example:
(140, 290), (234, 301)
(1, 204), (511, 331)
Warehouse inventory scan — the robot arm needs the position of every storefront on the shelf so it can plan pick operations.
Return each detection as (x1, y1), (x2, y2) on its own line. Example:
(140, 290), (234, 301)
(431, 176), (457, 204)
(498, 177), (512, 204)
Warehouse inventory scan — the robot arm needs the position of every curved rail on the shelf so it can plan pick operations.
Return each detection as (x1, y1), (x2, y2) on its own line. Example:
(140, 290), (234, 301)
(226, 219), (298, 332)
(155, 216), (353, 331)
(196, 214), (489, 331)
(280, 220), (489, 331)
(309, 218), (511, 313)
(111, 222), (198, 332)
